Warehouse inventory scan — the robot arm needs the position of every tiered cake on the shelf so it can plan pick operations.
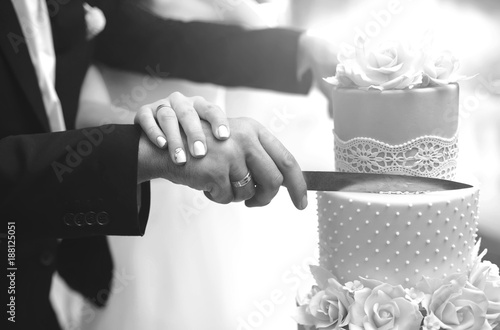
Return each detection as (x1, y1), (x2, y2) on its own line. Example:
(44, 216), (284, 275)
(295, 43), (500, 330)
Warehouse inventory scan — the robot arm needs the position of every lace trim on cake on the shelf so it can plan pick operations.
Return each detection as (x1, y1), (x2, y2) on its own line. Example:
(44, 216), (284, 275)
(334, 133), (458, 180)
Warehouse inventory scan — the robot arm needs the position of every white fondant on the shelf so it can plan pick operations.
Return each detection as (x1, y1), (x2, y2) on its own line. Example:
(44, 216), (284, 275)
(317, 186), (479, 287)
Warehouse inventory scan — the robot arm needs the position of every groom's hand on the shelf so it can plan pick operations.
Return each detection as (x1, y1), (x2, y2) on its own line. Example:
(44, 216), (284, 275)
(137, 117), (308, 210)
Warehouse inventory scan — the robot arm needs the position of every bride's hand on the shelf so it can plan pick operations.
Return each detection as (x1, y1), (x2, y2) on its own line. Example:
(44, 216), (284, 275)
(134, 92), (230, 164)
(138, 117), (308, 209)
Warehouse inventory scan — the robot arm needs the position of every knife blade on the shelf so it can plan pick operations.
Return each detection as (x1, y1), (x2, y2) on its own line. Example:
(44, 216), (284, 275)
(303, 171), (472, 193)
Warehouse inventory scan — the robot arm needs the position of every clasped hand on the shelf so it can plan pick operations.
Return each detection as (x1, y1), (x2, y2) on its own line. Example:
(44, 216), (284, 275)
(136, 92), (308, 210)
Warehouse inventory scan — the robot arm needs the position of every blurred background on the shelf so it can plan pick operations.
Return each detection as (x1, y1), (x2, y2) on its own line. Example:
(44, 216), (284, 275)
(52, 1), (500, 329)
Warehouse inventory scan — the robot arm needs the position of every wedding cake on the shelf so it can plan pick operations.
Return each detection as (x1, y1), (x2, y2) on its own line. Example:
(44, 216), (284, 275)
(295, 42), (500, 330)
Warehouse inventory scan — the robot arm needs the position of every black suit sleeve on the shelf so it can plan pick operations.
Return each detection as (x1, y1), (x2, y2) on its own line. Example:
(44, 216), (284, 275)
(93, 0), (312, 94)
(0, 124), (150, 239)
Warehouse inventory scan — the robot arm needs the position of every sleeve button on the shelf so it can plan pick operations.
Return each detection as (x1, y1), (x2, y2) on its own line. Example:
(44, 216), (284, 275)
(74, 212), (85, 226)
(63, 213), (74, 226)
(97, 211), (110, 225)
(85, 211), (97, 225)
(40, 250), (55, 266)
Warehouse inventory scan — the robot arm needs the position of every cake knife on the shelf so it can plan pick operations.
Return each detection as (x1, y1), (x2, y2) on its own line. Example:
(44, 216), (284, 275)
(303, 171), (472, 193)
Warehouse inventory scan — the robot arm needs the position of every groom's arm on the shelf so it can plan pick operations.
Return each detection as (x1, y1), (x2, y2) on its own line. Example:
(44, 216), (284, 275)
(0, 125), (150, 239)
(92, 0), (312, 94)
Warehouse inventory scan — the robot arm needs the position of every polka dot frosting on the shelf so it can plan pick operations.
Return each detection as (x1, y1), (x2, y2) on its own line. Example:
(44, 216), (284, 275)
(317, 186), (479, 287)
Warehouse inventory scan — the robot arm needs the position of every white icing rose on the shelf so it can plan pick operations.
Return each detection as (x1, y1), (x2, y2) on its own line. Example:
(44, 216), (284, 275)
(469, 258), (500, 328)
(294, 266), (353, 329)
(294, 282), (352, 329)
(326, 41), (424, 91)
(422, 50), (463, 86)
(418, 274), (489, 330)
(301, 282), (351, 329)
(349, 280), (423, 330)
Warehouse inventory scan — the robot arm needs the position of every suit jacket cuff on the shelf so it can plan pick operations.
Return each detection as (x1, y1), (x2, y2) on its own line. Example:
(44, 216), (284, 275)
(2, 125), (151, 238)
(54, 124), (151, 237)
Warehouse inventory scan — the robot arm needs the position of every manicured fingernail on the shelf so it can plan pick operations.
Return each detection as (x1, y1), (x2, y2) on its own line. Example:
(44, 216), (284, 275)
(218, 125), (230, 139)
(301, 194), (308, 210)
(193, 141), (206, 156)
(156, 136), (167, 148)
(174, 148), (186, 164)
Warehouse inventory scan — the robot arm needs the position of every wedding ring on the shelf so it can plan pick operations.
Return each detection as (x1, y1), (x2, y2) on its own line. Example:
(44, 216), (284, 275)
(156, 104), (173, 112)
(231, 172), (252, 188)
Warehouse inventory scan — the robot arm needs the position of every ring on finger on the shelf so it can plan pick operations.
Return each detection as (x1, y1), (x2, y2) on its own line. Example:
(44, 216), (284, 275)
(231, 172), (252, 188)
(156, 104), (174, 113)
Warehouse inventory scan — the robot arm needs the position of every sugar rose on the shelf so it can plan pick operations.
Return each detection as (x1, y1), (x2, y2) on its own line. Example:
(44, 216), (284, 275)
(424, 275), (489, 330)
(349, 282), (423, 330)
(294, 278), (353, 329)
(326, 41), (424, 90)
(423, 51), (461, 86)
(469, 259), (500, 328)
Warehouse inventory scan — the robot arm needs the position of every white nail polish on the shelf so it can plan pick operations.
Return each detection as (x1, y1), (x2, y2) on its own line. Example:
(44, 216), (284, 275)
(218, 125), (229, 139)
(174, 148), (186, 164)
(156, 136), (167, 148)
(301, 195), (308, 210)
(193, 141), (206, 156)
